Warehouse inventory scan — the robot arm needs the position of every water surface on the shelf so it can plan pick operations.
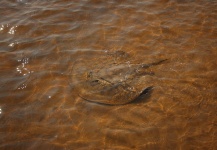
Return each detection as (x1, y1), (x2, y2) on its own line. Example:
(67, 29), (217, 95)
(0, 0), (217, 149)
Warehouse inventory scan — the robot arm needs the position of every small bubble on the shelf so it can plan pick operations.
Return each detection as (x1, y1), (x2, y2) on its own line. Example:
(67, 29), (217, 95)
(9, 43), (15, 47)
(0, 25), (4, 31)
(18, 84), (27, 90)
(48, 96), (51, 98)
(8, 26), (17, 34)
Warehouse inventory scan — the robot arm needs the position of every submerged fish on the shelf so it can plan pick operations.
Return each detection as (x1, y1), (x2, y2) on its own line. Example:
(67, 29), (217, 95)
(70, 51), (166, 105)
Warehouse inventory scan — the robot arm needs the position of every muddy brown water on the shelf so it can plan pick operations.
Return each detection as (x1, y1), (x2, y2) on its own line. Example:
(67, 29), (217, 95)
(0, 0), (217, 149)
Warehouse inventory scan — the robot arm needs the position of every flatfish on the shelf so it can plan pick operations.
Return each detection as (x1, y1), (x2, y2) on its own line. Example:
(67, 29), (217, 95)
(70, 50), (166, 105)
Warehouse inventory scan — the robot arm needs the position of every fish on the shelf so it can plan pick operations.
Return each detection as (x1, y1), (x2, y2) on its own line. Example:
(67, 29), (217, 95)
(70, 50), (166, 105)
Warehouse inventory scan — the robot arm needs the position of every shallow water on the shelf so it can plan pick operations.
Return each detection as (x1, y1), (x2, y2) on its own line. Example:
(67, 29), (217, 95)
(0, 0), (217, 149)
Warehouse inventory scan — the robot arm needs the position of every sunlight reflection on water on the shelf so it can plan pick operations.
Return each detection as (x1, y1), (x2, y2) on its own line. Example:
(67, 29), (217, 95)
(0, 0), (216, 149)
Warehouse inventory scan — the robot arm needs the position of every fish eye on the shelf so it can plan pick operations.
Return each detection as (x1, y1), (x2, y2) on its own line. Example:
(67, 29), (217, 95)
(92, 79), (99, 83)
(87, 71), (93, 78)
(90, 79), (101, 86)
